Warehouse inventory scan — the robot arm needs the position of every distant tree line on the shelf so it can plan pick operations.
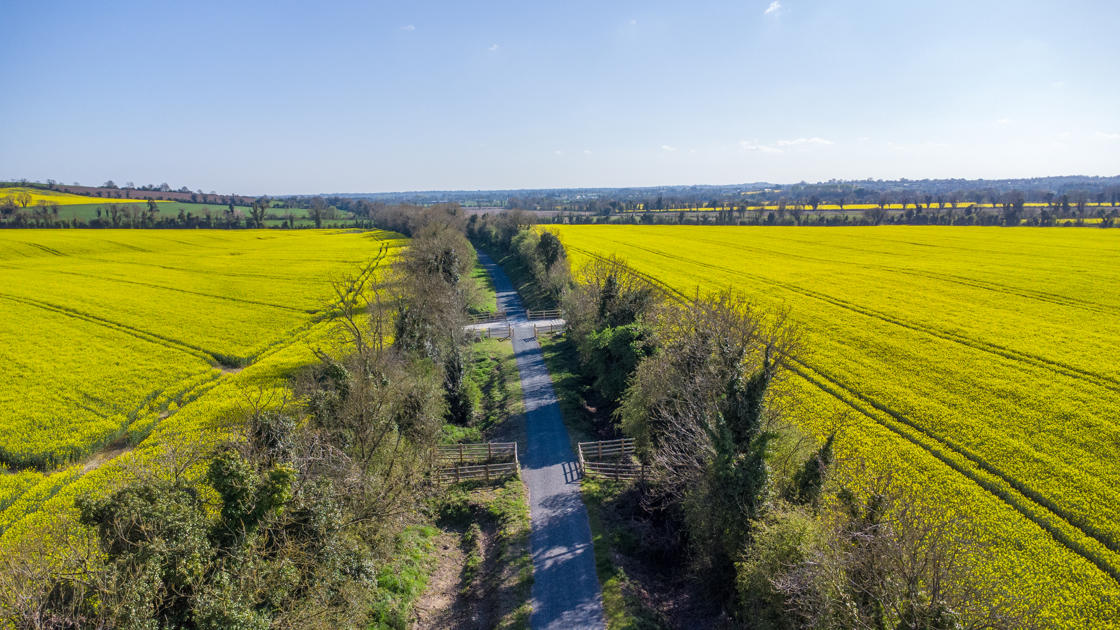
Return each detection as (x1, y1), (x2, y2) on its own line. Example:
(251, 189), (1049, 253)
(534, 194), (1119, 228)
(7, 173), (1120, 229)
(0, 195), (354, 229)
(333, 175), (1120, 215)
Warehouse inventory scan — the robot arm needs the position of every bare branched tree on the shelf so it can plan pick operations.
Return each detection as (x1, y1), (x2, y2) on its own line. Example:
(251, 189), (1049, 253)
(770, 471), (1037, 630)
(326, 244), (392, 355)
(0, 517), (104, 629)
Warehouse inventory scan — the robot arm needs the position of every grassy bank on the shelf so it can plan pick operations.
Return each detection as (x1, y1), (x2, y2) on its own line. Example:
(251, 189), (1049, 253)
(368, 525), (442, 629)
(470, 260), (499, 314)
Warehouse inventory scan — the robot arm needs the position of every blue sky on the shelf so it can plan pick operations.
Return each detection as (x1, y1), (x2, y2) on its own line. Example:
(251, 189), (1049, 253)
(2, 0), (1118, 195)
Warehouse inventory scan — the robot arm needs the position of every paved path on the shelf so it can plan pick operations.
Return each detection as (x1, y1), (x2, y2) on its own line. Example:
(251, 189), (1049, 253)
(477, 251), (606, 630)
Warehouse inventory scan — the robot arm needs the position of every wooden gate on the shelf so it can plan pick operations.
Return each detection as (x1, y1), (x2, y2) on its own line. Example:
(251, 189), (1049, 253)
(577, 438), (643, 480)
(436, 442), (520, 484)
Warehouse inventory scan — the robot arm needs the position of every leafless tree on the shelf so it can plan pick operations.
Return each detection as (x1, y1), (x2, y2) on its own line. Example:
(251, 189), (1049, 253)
(770, 471), (1038, 630)
(326, 246), (392, 355)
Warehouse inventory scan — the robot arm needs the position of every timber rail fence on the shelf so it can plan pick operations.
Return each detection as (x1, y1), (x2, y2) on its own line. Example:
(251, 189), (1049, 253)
(468, 310), (507, 324)
(577, 438), (644, 481)
(526, 308), (562, 320)
(436, 441), (520, 484)
(469, 322), (565, 340)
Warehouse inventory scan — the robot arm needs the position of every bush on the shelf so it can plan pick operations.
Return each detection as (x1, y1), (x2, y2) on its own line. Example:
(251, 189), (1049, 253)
(735, 504), (826, 629)
(578, 323), (654, 406)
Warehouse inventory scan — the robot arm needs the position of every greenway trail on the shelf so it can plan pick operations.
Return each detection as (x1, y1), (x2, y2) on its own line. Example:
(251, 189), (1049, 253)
(477, 251), (606, 630)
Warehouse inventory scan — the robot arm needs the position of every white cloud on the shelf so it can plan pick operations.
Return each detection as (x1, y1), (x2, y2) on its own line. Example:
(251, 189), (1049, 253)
(995, 117), (1012, 125)
(739, 140), (783, 154)
(400, 24), (415, 31)
(488, 43), (500, 52)
(775, 137), (833, 147)
(629, 18), (638, 25)
(661, 145), (678, 152)
(583, 149), (593, 155)
(764, 1), (782, 15)
(1096, 131), (1120, 141)
(1051, 80), (1066, 89)
(740, 137), (831, 153)
(553, 149), (564, 156)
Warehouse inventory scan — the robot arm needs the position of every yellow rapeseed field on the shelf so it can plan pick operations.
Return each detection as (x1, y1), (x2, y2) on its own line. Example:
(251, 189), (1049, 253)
(631, 202), (1111, 212)
(0, 229), (404, 541)
(0, 186), (154, 206)
(549, 224), (1120, 629)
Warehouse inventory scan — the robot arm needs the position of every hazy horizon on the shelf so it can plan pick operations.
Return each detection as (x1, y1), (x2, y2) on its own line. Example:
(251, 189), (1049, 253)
(3, 0), (1118, 196)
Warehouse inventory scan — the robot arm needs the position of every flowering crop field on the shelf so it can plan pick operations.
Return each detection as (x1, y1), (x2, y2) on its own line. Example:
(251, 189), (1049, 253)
(627, 202), (1116, 212)
(0, 186), (155, 206)
(550, 225), (1120, 628)
(0, 229), (403, 539)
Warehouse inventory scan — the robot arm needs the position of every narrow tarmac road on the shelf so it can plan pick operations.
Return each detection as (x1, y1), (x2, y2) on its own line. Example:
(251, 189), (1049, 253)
(477, 251), (606, 630)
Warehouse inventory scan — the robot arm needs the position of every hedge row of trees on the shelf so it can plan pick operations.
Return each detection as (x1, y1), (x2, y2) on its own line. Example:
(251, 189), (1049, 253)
(6, 191), (1117, 230)
(494, 227), (1031, 628)
(466, 210), (570, 303)
(6, 179), (239, 204)
(0, 208), (487, 628)
(535, 203), (1119, 228)
(0, 195), (353, 229)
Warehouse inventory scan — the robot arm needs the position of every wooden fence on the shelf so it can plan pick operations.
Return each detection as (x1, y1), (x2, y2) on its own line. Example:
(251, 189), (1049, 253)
(471, 324), (513, 340)
(530, 321), (565, 336)
(436, 442), (520, 484)
(470, 322), (565, 341)
(468, 310), (507, 325)
(577, 438), (644, 481)
(438, 442), (518, 465)
(526, 308), (562, 320)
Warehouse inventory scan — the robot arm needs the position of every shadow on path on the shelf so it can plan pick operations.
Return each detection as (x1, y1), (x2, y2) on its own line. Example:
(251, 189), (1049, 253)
(477, 251), (606, 630)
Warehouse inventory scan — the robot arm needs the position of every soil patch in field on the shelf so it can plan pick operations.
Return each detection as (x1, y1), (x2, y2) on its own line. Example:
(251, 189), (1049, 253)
(81, 439), (133, 473)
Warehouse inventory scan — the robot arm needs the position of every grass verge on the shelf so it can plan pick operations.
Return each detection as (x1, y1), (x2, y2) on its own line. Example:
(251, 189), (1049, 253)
(470, 259), (499, 314)
(368, 524), (441, 629)
(429, 470), (533, 629)
(582, 478), (667, 630)
(441, 337), (525, 444)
